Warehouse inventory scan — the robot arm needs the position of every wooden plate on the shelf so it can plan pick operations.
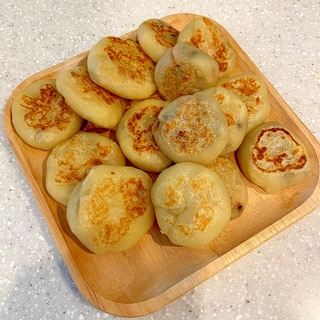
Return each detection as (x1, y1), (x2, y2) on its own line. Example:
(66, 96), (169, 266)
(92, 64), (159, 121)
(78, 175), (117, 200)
(3, 13), (320, 317)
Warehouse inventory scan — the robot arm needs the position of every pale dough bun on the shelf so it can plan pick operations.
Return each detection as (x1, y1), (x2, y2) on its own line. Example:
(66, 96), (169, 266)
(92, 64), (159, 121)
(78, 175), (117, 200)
(154, 43), (219, 101)
(56, 66), (127, 129)
(67, 164), (155, 253)
(11, 79), (83, 150)
(152, 93), (229, 165)
(151, 162), (231, 247)
(87, 36), (157, 100)
(177, 16), (236, 78)
(137, 18), (179, 62)
(45, 132), (126, 206)
(237, 121), (311, 193)
(207, 156), (248, 219)
(116, 99), (173, 172)
(217, 74), (271, 132)
(195, 87), (248, 155)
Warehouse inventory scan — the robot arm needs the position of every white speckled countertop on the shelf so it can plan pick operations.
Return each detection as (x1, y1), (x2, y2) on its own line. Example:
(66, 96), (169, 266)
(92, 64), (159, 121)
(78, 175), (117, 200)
(1, 0), (320, 319)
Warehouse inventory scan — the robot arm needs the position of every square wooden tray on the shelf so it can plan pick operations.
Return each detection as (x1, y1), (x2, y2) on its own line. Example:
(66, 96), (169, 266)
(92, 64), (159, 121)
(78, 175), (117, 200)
(3, 13), (320, 318)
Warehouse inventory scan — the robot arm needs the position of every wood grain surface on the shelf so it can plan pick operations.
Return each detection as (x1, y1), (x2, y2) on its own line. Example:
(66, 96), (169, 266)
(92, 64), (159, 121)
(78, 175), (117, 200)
(3, 13), (320, 317)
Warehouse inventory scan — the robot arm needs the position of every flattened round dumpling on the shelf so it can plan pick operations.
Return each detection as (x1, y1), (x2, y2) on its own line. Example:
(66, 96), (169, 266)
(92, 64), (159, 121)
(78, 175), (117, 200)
(45, 132), (126, 206)
(207, 156), (248, 219)
(152, 94), (229, 165)
(177, 16), (236, 78)
(151, 162), (231, 247)
(67, 164), (155, 253)
(137, 18), (179, 62)
(217, 74), (270, 132)
(116, 99), (173, 172)
(56, 66), (127, 129)
(154, 43), (219, 101)
(237, 121), (311, 193)
(11, 79), (83, 150)
(87, 36), (157, 100)
(196, 87), (248, 155)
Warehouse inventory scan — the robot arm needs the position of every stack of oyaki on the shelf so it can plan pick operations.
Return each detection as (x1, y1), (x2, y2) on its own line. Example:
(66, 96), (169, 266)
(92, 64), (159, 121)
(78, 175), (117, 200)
(11, 15), (311, 253)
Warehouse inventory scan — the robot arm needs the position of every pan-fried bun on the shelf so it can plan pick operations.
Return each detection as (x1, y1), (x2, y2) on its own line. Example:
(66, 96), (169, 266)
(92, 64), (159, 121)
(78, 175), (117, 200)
(207, 156), (248, 219)
(45, 132), (126, 206)
(67, 165), (155, 253)
(137, 18), (179, 62)
(177, 16), (236, 78)
(217, 74), (270, 132)
(87, 36), (157, 100)
(116, 99), (173, 172)
(151, 162), (231, 247)
(56, 66), (127, 129)
(154, 43), (219, 101)
(237, 121), (311, 193)
(195, 87), (248, 155)
(152, 94), (229, 165)
(11, 79), (83, 150)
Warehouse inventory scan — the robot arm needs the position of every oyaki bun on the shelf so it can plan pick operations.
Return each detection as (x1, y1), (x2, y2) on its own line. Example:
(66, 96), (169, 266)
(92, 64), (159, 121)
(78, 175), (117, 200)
(45, 132), (126, 206)
(56, 66), (127, 129)
(137, 18), (179, 62)
(151, 162), (231, 247)
(116, 98), (173, 172)
(207, 156), (248, 219)
(154, 43), (219, 101)
(237, 121), (311, 193)
(177, 16), (236, 78)
(11, 79), (83, 150)
(67, 165), (155, 253)
(152, 93), (229, 165)
(87, 36), (157, 100)
(195, 86), (248, 155)
(217, 74), (271, 132)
